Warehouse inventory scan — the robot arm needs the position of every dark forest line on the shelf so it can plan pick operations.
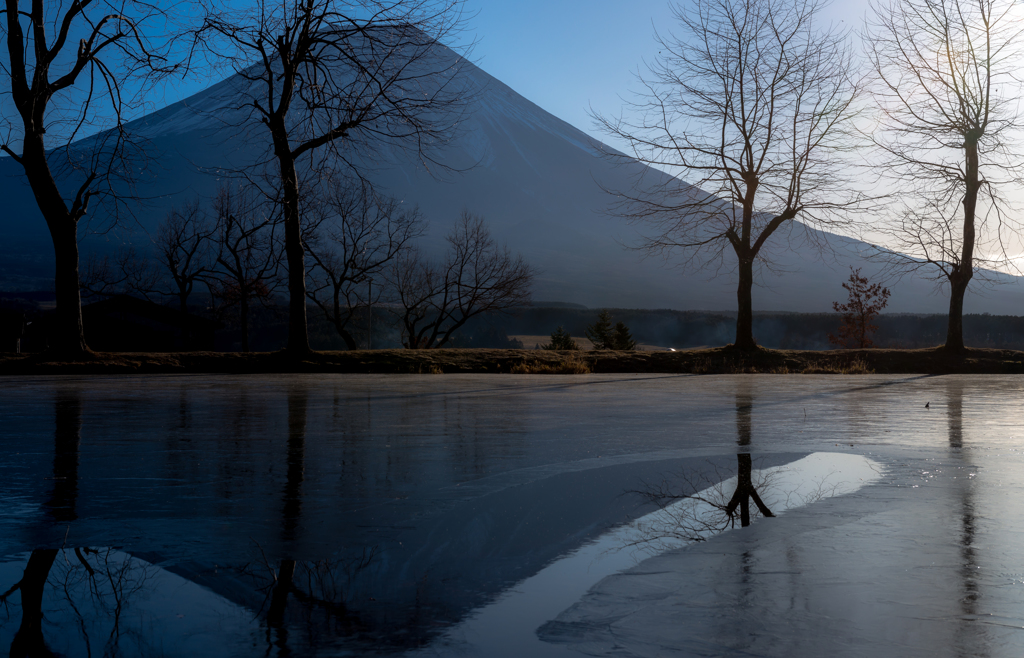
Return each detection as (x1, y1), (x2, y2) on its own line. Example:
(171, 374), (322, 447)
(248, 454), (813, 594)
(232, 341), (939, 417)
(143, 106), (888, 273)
(464, 307), (1024, 352)
(4, 292), (1024, 353)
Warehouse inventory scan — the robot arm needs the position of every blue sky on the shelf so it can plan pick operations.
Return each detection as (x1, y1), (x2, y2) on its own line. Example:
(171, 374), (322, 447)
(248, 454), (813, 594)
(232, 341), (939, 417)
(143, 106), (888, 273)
(462, 0), (872, 142)
(463, 0), (678, 136)
(134, 0), (873, 147)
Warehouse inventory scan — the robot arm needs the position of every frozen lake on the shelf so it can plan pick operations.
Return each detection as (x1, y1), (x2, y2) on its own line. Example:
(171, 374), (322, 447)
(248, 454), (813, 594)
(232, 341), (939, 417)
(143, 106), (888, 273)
(1, 373), (1022, 656)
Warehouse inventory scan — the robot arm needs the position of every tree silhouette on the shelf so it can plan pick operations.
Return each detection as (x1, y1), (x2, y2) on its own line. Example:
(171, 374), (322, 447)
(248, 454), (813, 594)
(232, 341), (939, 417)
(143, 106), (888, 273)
(543, 326), (580, 351)
(391, 213), (534, 349)
(194, 0), (472, 354)
(305, 182), (424, 350)
(866, 0), (1024, 351)
(594, 0), (864, 351)
(1, 0), (178, 354)
(207, 185), (281, 352)
(829, 267), (891, 349)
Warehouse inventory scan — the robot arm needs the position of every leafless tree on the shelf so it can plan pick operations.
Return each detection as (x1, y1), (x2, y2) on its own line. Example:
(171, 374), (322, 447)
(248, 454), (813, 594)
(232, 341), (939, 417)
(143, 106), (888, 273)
(156, 200), (217, 318)
(1, 0), (179, 354)
(865, 0), (1024, 351)
(594, 0), (864, 351)
(194, 0), (473, 354)
(79, 245), (161, 300)
(77, 204), (216, 348)
(625, 456), (778, 554)
(390, 212), (534, 349)
(207, 185), (281, 352)
(305, 181), (424, 349)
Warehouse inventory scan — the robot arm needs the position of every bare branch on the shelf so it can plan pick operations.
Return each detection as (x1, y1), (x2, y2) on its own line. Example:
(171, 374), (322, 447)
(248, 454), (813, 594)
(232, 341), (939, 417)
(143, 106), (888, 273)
(865, 0), (1024, 350)
(593, 0), (866, 350)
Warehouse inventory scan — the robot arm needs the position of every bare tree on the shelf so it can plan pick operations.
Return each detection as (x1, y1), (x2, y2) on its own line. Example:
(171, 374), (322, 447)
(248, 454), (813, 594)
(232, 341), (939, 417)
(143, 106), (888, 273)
(155, 200), (217, 318)
(79, 245), (160, 300)
(208, 185), (281, 352)
(150, 201), (218, 347)
(305, 181), (424, 349)
(195, 0), (472, 355)
(391, 212), (534, 349)
(77, 204), (216, 348)
(865, 0), (1024, 352)
(1, 0), (178, 354)
(594, 0), (864, 351)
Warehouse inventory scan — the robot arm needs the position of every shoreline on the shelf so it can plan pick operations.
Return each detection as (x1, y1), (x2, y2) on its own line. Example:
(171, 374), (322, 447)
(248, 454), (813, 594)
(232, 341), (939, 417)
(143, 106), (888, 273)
(1, 346), (1023, 375)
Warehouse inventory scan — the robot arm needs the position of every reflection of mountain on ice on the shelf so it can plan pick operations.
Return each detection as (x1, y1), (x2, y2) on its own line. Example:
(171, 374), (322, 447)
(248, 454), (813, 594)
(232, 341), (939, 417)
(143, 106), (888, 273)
(2, 49), (1023, 313)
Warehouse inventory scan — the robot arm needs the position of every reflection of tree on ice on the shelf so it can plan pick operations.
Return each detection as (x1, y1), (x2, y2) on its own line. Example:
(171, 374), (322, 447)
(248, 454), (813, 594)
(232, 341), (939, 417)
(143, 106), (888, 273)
(725, 453), (775, 528)
(729, 388), (774, 527)
(3, 548), (58, 658)
(627, 386), (777, 550)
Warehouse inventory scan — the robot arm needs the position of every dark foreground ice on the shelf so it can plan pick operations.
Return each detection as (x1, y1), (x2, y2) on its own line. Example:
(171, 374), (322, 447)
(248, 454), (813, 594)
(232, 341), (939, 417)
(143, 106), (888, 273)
(0, 373), (1021, 656)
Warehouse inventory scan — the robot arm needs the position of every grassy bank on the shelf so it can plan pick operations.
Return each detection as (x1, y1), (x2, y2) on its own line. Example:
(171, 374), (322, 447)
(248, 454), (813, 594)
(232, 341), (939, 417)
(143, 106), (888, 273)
(2, 346), (1024, 376)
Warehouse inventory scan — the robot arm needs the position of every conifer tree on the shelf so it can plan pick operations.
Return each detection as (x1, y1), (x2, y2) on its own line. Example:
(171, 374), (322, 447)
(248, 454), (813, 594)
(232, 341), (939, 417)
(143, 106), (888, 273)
(585, 310), (614, 349)
(543, 326), (580, 350)
(611, 322), (638, 351)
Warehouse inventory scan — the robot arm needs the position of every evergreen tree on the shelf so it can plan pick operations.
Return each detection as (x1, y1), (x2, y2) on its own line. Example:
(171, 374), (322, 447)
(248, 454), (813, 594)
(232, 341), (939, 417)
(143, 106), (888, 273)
(585, 310), (614, 349)
(543, 326), (580, 350)
(610, 322), (638, 350)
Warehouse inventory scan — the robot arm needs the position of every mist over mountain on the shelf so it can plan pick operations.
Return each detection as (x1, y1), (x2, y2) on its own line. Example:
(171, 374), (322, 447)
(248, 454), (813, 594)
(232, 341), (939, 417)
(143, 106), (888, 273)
(2, 49), (1023, 315)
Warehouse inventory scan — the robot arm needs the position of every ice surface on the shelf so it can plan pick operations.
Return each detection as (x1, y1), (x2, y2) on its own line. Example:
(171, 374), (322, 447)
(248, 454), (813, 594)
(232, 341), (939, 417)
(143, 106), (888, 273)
(1, 373), (1023, 656)
(0, 549), (261, 657)
(412, 453), (883, 658)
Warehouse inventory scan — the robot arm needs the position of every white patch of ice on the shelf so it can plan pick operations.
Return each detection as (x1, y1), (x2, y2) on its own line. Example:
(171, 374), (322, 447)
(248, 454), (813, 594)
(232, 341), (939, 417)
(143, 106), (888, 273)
(407, 452), (883, 658)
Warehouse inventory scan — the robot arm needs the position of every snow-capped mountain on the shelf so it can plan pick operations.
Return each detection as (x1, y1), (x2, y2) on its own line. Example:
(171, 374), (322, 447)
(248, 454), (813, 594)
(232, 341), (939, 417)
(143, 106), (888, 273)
(2, 49), (1023, 315)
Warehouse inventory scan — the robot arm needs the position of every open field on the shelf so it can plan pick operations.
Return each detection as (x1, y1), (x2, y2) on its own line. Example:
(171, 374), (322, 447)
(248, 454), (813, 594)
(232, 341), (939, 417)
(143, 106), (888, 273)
(2, 345), (1024, 375)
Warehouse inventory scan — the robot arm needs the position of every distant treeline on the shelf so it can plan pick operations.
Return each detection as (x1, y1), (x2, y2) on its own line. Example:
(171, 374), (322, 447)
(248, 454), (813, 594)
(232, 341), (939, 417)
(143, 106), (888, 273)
(479, 307), (1024, 351)
(6, 291), (1024, 351)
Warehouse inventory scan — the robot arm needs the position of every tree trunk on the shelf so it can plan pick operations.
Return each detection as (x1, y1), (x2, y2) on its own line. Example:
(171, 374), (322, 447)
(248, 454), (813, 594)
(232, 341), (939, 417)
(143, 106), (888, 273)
(338, 327), (357, 351)
(945, 273), (969, 352)
(18, 113), (90, 356)
(240, 293), (250, 353)
(50, 221), (88, 354)
(946, 138), (979, 353)
(275, 135), (310, 355)
(331, 292), (358, 350)
(734, 256), (757, 350)
(9, 549), (58, 658)
(179, 292), (191, 350)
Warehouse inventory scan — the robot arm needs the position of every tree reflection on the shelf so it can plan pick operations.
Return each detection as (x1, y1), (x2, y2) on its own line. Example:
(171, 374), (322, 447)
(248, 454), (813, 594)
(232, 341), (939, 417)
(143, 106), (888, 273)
(728, 390), (774, 527)
(281, 386), (307, 543)
(245, 543), (373, 650)
(2, 548), (154, 657)
(4, 549), (58, 658)
(626, 390), (777, 550)
(262, 385), (310, 649)
(256, 385), (373, 650)
(46, 388), (82, 522)
(946, 381), (986, 657)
